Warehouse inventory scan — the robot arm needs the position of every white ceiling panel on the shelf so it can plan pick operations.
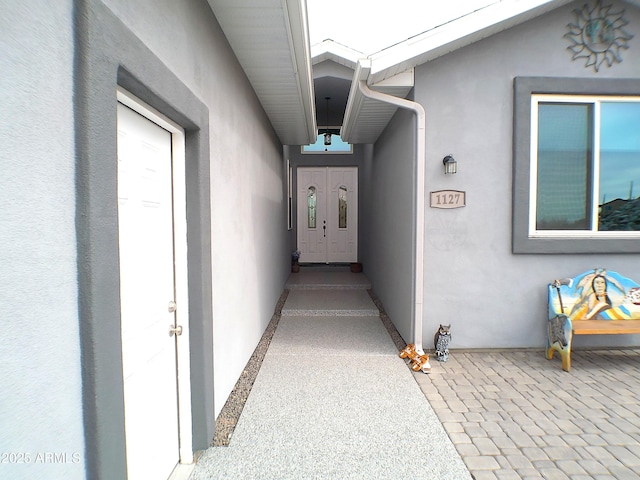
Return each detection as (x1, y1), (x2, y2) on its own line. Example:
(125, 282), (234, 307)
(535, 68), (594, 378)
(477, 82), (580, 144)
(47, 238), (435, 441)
(207, 0), (316, 145)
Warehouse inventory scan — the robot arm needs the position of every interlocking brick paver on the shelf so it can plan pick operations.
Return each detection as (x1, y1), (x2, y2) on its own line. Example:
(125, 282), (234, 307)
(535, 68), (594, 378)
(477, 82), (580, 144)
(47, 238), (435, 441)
(480, 421), (503, 434)
(607, 465), (640, 478)
(576, 459), (612, 475)
(605, 434), (640, 450)
(412, 349), (640, 479)
(493, 436), (517, 450)
(580, 445), (617, 461)
(464, 455), (501, 470)
(521, 424), (545, 436)
(536, 467), (571, 479)
(473, 437), (500, 455)
(507, 430), (537, 448)
(540, 435), (568, 447)
(470, 471), (498, 480)
(543, 446), (582, 461)
(465, 412), (486, 422)
(555, 459), (588, 476)
(517, 470), (544, 479)
(605, 445), (640, 467)
(560, 434), (588, 447)
(449, 431), (472, 444)
(456, 442), (480, 456)
(521, 447), (549, 462)
(465, 425), (490, 438)
(504, 453), (535, 470)
(494, 469), (522, 479)
(442, 421), (464, 433)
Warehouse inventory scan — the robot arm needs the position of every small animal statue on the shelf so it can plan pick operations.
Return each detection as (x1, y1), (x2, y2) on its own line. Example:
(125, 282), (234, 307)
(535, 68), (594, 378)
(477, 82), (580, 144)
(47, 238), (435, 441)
(399, 343), (431, 373)
(434, 324), (451, 362)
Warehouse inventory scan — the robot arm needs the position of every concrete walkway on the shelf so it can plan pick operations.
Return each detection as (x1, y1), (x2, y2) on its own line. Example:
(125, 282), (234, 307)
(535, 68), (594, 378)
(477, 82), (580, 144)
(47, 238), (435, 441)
(188, 269), (640, 480)
(189, 269), (471, 479)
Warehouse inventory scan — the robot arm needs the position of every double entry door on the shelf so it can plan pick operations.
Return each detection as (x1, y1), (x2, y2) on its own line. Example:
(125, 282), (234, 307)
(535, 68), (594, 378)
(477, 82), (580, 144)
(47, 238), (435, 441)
(297, 167), (358, 263)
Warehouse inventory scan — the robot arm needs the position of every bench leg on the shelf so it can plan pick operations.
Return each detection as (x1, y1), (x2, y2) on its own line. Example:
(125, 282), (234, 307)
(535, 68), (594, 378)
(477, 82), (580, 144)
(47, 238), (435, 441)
(546, 345), (554, 360)
(560, 348), (571, 372)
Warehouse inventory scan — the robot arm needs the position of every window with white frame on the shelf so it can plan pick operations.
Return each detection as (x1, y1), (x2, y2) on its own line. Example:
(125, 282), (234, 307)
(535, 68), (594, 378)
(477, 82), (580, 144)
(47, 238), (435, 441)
(512, 77), (640, 254)
(531, 95), (640, 234)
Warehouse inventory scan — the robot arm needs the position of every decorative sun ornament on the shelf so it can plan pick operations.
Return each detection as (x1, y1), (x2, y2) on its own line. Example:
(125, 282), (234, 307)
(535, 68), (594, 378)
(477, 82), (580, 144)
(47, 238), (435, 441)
(565, 1), (633, 72)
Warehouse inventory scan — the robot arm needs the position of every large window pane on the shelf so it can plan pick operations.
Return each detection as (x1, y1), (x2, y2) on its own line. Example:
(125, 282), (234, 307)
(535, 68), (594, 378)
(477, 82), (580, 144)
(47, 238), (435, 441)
(536, 104), (592, 230)
(599, 102), (640, 231)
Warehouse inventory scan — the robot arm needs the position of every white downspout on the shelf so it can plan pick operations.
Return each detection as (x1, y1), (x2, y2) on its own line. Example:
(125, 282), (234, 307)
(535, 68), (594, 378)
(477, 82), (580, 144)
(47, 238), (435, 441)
(356, 80), (426, 355)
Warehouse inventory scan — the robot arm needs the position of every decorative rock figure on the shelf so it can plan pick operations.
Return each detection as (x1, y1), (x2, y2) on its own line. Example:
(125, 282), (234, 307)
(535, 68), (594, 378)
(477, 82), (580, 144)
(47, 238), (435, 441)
(434, 324), (451, 362)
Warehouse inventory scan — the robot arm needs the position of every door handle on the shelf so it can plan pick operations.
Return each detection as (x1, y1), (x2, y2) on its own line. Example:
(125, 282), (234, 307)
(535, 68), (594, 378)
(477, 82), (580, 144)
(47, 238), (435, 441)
(323, 220), (326, 237)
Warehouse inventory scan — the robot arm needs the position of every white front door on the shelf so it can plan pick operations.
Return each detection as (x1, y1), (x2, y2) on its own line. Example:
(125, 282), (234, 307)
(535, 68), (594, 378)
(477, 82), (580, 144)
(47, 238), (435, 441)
(117, 100), (186, 480)
(297, 167), (358, 263)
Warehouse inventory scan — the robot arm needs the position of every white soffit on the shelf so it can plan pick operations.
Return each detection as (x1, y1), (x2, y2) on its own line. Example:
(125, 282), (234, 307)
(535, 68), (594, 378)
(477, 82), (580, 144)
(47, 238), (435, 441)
(207, 0), (316, 145)
(368, 0), (573, 84)
(341, 60), (415, 144)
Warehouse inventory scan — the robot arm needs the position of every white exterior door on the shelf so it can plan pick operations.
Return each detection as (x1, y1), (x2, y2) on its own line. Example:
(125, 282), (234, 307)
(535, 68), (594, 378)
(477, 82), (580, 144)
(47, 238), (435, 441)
(297, 167), (358, 263)
(117, 100), (187, 480)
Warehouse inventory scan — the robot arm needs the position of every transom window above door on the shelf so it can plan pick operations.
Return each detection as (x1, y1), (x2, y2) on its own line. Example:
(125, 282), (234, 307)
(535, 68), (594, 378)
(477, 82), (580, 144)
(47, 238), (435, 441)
(301, 129), (353, 153)
(531, 95), (640, 236)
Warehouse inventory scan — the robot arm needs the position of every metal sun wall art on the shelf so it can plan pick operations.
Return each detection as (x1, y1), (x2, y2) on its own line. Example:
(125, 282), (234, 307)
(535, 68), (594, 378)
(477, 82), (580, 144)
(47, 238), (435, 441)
(565, 1), (633, 72)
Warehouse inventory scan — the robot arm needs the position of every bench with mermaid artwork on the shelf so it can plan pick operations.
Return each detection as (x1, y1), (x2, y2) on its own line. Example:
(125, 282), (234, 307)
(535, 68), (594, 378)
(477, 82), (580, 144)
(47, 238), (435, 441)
(547, 268), (640, 372)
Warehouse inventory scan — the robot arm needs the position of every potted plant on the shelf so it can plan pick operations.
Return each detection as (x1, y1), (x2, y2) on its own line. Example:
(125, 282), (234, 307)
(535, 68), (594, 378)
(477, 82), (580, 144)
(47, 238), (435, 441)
(291, 249), (301, 273)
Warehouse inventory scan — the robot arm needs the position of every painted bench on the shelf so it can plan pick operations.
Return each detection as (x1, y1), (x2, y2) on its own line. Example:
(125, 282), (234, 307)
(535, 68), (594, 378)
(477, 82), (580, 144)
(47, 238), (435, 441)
(547, 268), (640, 372)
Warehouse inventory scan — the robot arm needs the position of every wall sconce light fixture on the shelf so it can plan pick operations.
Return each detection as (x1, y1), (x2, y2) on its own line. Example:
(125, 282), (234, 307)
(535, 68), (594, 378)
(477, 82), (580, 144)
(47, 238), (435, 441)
(442, 154), (457, 174)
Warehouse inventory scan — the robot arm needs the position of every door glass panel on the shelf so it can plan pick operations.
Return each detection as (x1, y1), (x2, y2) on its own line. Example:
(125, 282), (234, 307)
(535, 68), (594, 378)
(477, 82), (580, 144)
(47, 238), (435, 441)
(536, 103), (592, 230)
(308, 186), (316, 228)
(338, 186), (347, 229)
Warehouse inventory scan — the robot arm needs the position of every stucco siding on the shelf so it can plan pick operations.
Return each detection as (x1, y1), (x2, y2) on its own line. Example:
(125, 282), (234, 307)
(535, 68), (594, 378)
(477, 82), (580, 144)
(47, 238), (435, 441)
(414, 0), (640, 349)
(101, 0), (290, 419)
(0, 2), (85, 479)
(363, 108), (416, 344)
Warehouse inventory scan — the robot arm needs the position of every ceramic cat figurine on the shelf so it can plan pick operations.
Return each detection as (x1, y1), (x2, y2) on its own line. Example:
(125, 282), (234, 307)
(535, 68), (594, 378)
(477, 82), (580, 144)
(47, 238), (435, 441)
(434, 324), (451, 362)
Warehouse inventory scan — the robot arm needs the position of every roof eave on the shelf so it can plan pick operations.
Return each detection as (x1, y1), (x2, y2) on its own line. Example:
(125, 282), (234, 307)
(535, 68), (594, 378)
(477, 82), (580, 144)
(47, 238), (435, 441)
(368, 0), (573, 84)
(208, 0), (316, 145)
(283, 0), (317, 144)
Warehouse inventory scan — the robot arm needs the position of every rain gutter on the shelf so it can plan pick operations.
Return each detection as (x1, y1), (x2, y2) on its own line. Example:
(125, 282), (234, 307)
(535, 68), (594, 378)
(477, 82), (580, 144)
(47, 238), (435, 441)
(347, 60), (426, 355)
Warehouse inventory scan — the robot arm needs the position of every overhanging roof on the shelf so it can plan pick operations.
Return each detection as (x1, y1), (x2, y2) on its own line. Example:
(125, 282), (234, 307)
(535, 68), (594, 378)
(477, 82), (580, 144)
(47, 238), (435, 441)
(341, 0), (587, 144)
(367, 0), (575, 84)
(341, 60), (415, 144)
(207, 0), (316, 145)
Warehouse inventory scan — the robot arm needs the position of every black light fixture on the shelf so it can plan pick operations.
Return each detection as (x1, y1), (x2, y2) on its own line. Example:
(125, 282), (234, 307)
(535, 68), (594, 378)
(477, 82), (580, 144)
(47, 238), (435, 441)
(323, 97), (332, 147)
(443, 154), (457, 174)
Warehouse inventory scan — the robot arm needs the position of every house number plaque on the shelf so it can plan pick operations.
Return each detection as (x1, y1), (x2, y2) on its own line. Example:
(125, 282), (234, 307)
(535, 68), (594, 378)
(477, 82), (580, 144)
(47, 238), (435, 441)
(430, 190), (466, 209)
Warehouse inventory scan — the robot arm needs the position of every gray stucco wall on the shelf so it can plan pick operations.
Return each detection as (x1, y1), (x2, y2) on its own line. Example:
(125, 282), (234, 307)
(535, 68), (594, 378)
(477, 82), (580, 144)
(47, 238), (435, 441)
(361, 108), (417, 344)
(0, 2), (85, 480)
(3, 0), (291, 477)
(101, 0), (290, 419)
(414, 1), (640, 349)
